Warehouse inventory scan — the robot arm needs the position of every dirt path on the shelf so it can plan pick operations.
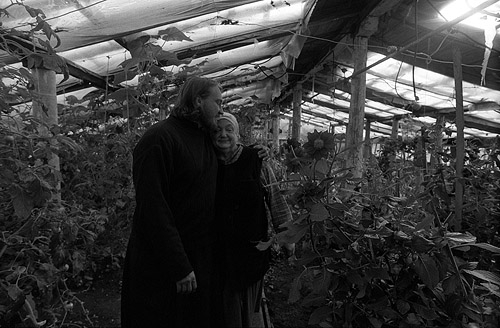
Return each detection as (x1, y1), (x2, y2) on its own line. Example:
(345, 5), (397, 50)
(264, 259), (312, 328)
(67, 257), (311, 327)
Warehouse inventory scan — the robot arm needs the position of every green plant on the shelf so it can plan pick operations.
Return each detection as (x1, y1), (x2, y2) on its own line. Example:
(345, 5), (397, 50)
(0, 105), (106, 326)
(272, 130), (500, 328)
(1, 1), (69, 83)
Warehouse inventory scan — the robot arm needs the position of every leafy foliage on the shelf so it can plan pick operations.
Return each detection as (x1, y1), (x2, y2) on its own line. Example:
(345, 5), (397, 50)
(273, 129), (500, 328)
(1, 3), (499, 327)
(1, 1), (68, 82)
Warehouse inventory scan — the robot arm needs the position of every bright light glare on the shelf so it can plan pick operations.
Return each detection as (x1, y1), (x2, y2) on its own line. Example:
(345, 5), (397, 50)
(440, 0), (497, 30)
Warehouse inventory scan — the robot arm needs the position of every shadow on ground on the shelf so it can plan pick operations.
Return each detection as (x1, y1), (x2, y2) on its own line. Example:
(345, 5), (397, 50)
(67, 255), (312, 327)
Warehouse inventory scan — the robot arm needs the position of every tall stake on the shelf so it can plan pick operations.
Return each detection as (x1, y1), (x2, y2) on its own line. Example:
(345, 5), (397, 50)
(346, 36), (368, 179)
(452, 46), (464, 230)
(291, 84), (302, 141)
(31, 68), (61, 202)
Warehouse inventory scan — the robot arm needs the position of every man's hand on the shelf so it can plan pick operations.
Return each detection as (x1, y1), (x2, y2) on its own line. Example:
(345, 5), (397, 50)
(176, 271), (197, 294)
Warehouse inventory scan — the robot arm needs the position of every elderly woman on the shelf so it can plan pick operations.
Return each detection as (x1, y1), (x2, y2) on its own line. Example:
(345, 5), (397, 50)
(212, 112), (293, 327)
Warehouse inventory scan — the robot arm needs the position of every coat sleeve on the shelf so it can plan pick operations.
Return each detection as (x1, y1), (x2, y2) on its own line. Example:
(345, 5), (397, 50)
(260, 160), (292, 233)
(132, 141), (193, 282)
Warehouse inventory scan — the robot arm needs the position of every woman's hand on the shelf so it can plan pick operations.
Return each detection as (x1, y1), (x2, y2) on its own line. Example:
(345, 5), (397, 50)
(253, 144), (270, 161)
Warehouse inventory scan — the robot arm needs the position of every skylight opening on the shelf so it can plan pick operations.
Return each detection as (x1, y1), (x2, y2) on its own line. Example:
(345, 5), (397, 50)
(439, 0), (498, 30)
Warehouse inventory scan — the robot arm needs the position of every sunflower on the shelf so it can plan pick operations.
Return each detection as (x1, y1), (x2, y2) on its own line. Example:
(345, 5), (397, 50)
(303, 129), (335, 160)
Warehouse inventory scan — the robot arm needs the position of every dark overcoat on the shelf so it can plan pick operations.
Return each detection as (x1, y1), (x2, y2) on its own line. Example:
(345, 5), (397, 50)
(121, 116), (218, 328)
(214, 147), (270, 291)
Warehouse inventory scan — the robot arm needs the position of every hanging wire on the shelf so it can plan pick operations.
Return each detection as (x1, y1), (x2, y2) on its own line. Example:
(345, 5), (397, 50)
(12, 0), (108, 29)
(428, 30), (451, 61)
(400, 50), (500, 71)
(257, 65), (288, 80)
(395, 60), (411, 101)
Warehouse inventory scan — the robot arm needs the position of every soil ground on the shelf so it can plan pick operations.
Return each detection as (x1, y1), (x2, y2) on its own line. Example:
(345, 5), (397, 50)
(66, 255), (312, 328)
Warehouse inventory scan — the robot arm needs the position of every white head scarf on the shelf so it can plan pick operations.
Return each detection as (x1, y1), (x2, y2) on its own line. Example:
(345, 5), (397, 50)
(216, 112), (240, 135)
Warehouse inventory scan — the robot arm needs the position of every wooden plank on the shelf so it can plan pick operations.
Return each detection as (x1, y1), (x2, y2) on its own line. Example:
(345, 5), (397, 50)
(32, 68), (61, 201)
(346, 35), (369, 178)
(391, 117), (399, 139)
(292, 84), (302, 140)
(453, 46), (464, 231)
(271, 106), (280, 148)
(302, 80), (500, 135)
(430, 115), (445, 170)
(364, 119), (372, 158)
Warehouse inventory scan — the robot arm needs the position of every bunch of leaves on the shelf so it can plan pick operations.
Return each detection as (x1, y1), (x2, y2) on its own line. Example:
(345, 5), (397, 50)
(0, 203), (110, 327)
(376, 136), (417, 180)
(271, 130), (500, 328)
(0, 110), (75, 220)
(1, 1), (68, 82)
(283, 184), (499, 327)
(58, 108), (136, 219)
(0, 110), (113, 326)
(105, 28), (210, 120)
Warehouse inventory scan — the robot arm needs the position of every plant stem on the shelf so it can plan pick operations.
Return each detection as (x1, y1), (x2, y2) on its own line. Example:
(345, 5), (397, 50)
(308, 214), (324, 264)
(433, 209), (469, 296)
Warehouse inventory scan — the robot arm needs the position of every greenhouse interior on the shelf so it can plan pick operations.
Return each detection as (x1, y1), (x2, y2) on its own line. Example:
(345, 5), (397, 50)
(1, 0), (500, 327)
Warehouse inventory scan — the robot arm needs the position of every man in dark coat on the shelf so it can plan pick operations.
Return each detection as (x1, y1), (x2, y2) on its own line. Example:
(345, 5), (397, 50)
(121, 77), (223, 328)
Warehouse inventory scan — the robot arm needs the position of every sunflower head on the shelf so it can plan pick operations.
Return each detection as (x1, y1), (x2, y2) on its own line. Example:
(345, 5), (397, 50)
(303, 129), (335, 160)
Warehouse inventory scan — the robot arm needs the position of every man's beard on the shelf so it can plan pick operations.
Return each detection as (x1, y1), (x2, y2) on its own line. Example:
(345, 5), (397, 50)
(199, 108), (217, 132)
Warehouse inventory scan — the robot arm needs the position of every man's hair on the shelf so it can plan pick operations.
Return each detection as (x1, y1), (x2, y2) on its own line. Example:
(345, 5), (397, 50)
(170, 76), (220, 121)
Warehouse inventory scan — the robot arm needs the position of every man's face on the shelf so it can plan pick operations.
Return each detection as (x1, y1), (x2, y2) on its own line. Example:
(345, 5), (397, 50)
(198, 86), (223, 130)
(214, 119), (238, 152)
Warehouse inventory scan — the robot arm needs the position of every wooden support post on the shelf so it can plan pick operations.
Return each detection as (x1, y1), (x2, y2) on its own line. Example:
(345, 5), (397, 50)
(390, 117), (400, 196)
(430, 115), (445, 171)
(391, 117), (399, 139)
(31, 68), (60, 201)
(414, 127), (427, 195)
(271, 106), (280, 149)
(453, 46), (464, 231)
(436, 114), (445, 155)
(364, 119), (371, 158)
(32, 68), (57, 127)
(346, 36), (369, 178)
(292, 84), (302, 141)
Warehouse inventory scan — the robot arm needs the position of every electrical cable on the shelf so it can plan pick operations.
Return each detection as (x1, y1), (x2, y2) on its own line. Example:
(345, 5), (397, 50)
(11, 0), (108, 29)
(395, 59), (412, 101)
(455, 29), (500, 55)
(428, 30), (451, 61)
(258, 65), (288, 80)
(400, 50), (500, 71)
(425, 0), (449, 21)
(210, 56), (276, 79)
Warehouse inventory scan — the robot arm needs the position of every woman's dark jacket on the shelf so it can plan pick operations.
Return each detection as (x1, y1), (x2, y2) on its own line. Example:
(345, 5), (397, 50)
(215, 146), (270, 291)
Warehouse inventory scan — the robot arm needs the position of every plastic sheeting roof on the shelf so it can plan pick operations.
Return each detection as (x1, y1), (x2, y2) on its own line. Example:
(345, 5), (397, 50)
(1, 0), (311, 104)
(1, 0), (500, 139)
